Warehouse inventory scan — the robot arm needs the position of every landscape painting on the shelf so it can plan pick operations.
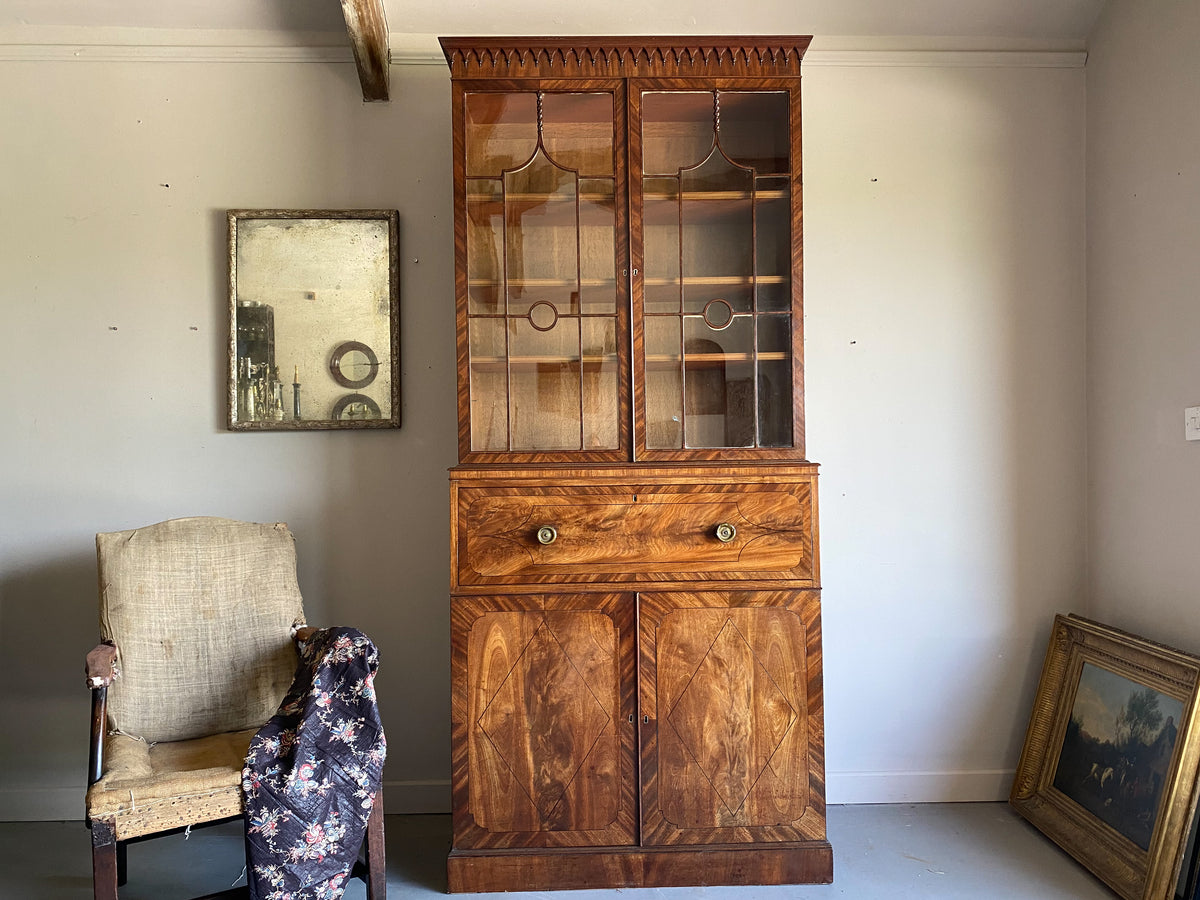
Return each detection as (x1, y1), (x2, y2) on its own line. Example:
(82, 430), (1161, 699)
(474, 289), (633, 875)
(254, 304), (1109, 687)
(1053, 661), (1184, 850)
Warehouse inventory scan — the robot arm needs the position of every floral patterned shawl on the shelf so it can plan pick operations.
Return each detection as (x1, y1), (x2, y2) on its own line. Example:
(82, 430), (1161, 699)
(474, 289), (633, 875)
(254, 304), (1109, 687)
(242, 627), (386, 900)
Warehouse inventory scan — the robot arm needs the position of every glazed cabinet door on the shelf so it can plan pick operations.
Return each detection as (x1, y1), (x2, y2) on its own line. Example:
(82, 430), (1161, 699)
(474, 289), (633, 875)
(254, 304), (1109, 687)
(638, 590), (826, 845)
(630, 82), (804, 459)
(450, 592), (637, 848)
(456, 84), (629, 462)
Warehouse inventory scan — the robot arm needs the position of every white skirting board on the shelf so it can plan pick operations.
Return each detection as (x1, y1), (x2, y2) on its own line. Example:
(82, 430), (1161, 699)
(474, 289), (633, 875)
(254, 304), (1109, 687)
(0, 788), (82, 823)
(4, 773), (1017, 821)
(828, 769), (1016, 805)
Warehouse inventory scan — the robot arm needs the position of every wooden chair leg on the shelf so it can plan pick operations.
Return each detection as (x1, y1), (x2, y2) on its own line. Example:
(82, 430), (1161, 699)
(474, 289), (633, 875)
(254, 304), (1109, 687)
(365, 792), (386, 900)
(91, 820), (119, 900)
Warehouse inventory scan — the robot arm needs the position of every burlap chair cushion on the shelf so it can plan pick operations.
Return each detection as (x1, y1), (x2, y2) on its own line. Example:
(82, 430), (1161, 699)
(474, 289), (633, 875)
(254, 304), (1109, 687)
(86, 729), (255, 841)
(97, 517), (306, 743)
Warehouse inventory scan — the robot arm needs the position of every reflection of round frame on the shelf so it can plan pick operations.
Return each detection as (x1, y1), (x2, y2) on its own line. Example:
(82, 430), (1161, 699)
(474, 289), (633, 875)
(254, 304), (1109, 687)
(329, 340), (380, 389)
(331, 393), (382, 420)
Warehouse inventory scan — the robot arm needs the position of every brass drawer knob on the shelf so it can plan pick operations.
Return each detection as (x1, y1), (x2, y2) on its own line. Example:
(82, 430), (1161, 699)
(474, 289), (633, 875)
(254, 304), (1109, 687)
(536, 525), (558, 545)
(714, 522), (737, 543)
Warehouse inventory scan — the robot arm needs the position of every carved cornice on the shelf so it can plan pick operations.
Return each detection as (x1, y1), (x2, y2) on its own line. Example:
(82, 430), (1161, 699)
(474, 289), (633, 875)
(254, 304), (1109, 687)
(439, 36), (812, 79)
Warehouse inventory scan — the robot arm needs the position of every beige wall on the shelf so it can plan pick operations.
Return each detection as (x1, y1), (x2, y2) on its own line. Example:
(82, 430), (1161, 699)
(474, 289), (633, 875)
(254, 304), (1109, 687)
(0, 53), (457, 818)
(804, 59), (1087, 800)
(1086, 2), (1200, 642)
(0, 42), (1088, 817)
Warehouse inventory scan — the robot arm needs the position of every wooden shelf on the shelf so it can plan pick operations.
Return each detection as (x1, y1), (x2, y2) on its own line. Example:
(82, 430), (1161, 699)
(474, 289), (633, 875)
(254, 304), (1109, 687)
(646, 351), (790, 364)
(468, 278), (616, 289)
(466, 191), (615, 204)
(464, 189), (785, 208)
(470, 355), (619, 373)
(468, 189), (788, 203)
(644, 275), (788, 287)
(469, 352), (787, 369)
(468, 276), (786, 289)
(644, 189), (788, 203)
(463, 187), (782, 217)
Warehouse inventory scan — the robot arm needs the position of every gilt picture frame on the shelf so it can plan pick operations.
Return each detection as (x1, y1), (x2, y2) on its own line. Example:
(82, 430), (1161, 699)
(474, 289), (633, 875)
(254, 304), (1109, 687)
(1011, 614), (1200, 900)
(227, 209), (400, 431)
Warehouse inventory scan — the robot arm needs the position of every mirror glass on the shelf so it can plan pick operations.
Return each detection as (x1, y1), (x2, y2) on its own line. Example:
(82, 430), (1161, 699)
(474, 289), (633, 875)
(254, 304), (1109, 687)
(228, 210), (400, 430)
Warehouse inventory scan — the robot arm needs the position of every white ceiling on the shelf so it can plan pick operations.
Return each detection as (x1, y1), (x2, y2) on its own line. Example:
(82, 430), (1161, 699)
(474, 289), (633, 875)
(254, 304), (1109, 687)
(1, 0), (1106, 44)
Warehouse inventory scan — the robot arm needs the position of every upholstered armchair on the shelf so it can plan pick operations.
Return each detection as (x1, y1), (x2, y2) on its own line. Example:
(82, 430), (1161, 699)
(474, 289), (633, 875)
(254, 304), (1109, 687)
(84, 517), (385, 899)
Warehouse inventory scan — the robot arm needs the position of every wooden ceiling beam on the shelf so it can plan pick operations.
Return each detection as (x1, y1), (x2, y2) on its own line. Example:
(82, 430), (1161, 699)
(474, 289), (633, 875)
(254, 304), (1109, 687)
(340, 0), (390, 102)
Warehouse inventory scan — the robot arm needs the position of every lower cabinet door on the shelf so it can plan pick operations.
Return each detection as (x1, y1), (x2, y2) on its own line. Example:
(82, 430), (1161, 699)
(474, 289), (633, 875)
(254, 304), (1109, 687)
(451, 592), (637, 848)
(639, 590), (827, 845)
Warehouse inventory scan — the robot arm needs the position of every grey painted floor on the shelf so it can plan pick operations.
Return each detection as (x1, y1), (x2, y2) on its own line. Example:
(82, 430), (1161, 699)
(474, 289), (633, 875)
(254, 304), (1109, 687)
(1, 804), (1128, 899)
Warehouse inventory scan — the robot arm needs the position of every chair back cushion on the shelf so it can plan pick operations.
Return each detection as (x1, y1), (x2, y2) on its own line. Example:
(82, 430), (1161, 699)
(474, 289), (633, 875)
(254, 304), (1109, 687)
(97, 517), (306, 743)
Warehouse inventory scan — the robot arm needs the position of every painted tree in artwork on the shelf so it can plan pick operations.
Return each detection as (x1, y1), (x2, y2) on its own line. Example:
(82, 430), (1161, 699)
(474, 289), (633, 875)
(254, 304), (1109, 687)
(1115, 686), (1164, 754)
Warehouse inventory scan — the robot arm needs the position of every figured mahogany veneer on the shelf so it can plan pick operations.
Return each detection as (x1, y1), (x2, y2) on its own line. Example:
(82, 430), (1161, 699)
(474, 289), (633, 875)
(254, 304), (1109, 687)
(640, 591), (826, 846)
(452, 465), (818, 589)
(444, 36), (827, 893)
(447, 843), (833, 893)
(451, 593), (637, 850)
(448, 589), (829, 890)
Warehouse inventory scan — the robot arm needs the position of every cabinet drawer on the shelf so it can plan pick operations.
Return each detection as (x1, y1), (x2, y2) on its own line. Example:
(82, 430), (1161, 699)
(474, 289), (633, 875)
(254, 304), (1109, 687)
(452, 470), (817, 588)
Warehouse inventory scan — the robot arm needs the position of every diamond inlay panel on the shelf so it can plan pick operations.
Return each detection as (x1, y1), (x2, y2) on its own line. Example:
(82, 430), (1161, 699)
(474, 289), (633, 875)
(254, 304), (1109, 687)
(479, 619), (612, 821)
(667, 618), (797, 813)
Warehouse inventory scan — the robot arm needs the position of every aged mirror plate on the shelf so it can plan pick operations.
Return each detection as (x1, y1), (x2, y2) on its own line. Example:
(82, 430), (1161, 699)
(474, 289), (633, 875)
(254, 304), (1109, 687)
(227, 209), (400, 430)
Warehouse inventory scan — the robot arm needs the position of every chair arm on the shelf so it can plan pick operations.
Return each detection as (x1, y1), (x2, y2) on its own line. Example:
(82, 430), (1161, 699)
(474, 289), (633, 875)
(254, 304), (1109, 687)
(86, 642), (117, 788)
(293, 626), (320, 644)
(86, 642), (119, 689)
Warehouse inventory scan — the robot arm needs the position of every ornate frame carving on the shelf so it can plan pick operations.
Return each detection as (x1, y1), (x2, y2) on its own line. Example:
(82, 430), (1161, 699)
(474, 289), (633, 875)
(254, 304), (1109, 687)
(1011, 614), (1200, 900)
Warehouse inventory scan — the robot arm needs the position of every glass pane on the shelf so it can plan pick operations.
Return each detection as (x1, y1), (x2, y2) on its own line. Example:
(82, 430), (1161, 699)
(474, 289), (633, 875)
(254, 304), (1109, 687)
(684, 314), (754, 448)
(462, 90), (622, 456)
(758, 314), (793, 446)
(717, 92), (791, 175)
(635, 88), (797, 454)
(755, 181), (791, 313)
(509, 315), (581, 450)
(579, 178), (616, 314)
(469, 317), (508, 450)
(505, 150), (578, 318)
(542, 93), (614, 176)
(467, 179), (503, 315)
(465, 92), (538, 177)
(643, 176), (680, 315)
(644, 315), (682, 449)
(582, 316), (619, 450)
(642, 92), (714, 176)
(681, 151), (754, 316)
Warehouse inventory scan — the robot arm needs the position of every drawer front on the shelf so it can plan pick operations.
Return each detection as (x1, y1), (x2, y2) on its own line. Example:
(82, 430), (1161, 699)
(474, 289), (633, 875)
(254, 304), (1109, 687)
(455, 479), (816, 587)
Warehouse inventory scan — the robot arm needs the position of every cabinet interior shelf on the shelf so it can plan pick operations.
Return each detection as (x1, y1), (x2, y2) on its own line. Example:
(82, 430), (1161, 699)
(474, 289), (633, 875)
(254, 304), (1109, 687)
(469, 277), (615, 289)
(468, 275), (788, 289)
(644, 275), (788, 287)
(644, 189), (789, 203)
(465, 189), (787, 204)
(469, 351), (788, 370)
(467, 191), (615, 204)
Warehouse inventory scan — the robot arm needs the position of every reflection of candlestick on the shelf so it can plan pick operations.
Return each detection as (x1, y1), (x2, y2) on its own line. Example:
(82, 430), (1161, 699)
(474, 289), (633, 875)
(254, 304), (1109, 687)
(292, 367), (302, 420)
(238, 357), (257, 421)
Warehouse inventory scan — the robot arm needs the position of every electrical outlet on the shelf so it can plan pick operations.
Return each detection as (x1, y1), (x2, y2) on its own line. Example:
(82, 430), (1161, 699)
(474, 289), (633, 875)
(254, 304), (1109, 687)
(1187, 406), (1200, 441)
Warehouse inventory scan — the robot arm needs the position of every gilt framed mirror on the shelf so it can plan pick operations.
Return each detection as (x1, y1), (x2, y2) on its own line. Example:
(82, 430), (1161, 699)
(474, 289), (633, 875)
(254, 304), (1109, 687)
(227, 209), (400, 430)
